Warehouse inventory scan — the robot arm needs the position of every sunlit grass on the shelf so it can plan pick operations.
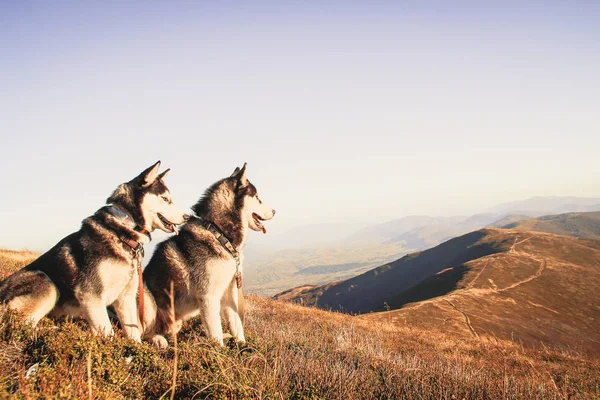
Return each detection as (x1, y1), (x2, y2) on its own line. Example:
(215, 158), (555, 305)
(0, 249), (598, 399)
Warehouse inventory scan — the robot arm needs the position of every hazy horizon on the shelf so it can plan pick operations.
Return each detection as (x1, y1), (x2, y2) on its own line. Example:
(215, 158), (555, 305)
(1, 1), (599, 251)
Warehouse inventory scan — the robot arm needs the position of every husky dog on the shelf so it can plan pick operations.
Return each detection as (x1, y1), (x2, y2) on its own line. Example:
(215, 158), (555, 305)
(0, 161), (188, 342)
(142, 163), (275, 347)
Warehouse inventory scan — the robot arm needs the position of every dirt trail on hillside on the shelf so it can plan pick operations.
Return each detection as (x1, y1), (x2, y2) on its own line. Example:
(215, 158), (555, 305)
(510, 235), (534, 253)
(445, 299), (479, 338)
(386, 233), (552, 338)
(499, 259), (546, 292)
(466, 259), (490, 289)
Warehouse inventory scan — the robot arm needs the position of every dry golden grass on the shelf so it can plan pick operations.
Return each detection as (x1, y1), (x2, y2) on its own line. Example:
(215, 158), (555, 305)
(0, 249), (598, 399)
(0, 249), (38, 279)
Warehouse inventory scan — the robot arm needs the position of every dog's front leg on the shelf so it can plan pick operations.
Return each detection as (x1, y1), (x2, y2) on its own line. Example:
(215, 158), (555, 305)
(113, 294), (142, 342)
(81, 299), (114, 337)
(113, 277), (142, 342)
(200, 295), (224, 345)
(221, 280), (245, 343)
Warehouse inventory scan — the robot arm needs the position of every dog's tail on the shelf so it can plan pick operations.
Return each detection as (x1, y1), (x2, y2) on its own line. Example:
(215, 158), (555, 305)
(0, 270), (59, 326)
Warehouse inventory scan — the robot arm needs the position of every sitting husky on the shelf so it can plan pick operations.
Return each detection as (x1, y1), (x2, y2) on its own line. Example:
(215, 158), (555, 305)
(142, 163), (275, 347)
(0, 161), (188, 342)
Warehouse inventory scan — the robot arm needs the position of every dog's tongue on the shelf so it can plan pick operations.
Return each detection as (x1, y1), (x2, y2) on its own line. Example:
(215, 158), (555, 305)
(172, 224), (179, 235)
(262, 226), (267, 234)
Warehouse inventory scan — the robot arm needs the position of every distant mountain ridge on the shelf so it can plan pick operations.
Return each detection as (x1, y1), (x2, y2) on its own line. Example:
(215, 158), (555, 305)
(501, 211), (600, 240)
(246, 197), (600, 296)
(486, 196), (600, 215)
(345, 216), (453, 243)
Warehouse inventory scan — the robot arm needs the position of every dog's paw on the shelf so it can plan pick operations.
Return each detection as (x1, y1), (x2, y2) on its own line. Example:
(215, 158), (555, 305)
(150, 335), (169, 349)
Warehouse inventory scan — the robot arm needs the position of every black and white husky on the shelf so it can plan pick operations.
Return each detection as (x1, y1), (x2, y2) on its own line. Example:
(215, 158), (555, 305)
(0, 161), (188, 342)
(142, 163), (275, 347)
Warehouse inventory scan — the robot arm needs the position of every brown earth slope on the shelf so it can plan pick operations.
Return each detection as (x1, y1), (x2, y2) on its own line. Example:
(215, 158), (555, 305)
(276, 229), (600, 354)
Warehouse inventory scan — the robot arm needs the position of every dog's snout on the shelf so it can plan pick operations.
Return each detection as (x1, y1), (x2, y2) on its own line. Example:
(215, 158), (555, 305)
(183, 214), (190, 222)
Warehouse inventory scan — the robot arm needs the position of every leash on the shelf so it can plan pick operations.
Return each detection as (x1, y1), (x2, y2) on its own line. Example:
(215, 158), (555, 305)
(199, 219), (245, 324)
(120, 236), (146, 332)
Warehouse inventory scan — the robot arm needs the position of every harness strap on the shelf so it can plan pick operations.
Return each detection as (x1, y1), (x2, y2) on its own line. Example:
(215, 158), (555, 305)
(120, 236), (142, 252)
(199, 219), (246, 325)
(199, 219), (243, 288)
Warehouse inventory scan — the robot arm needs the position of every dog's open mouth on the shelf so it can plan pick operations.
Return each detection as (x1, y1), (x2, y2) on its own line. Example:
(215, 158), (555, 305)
(158, 213), (178, 235)
(252, 213), (267, 234)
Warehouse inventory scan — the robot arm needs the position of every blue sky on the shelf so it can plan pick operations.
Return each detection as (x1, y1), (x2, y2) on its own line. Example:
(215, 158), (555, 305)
(1, 1), (599, 251)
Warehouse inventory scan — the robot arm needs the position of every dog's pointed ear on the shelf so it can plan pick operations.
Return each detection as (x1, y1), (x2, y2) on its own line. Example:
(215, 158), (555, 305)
(137, 161), (161, 187)
(230, 166), (241, 177)
(238, 162), (248, 186)
(158, 168), (170, 181)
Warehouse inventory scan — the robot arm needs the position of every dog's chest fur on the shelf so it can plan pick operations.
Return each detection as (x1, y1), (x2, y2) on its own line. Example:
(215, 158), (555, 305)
(96, 259), (137, 304)
(202, 255), (242, 293)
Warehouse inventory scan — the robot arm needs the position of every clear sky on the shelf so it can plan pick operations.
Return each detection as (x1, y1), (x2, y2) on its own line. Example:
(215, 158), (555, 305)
(1, 1), (599, 251)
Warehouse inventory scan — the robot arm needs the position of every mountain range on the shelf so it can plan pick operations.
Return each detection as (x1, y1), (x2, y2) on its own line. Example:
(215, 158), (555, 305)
(275, 211), (600, 354)
(246, 196), (600, 296)
(502, 211), (600, 240)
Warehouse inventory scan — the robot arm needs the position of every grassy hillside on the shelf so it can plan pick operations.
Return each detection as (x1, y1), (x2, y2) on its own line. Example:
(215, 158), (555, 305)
(276, 229), (600, 355)
(1, 249), (598, 398)
(502, 211), (600, 240)
(363, 230), (600, 354)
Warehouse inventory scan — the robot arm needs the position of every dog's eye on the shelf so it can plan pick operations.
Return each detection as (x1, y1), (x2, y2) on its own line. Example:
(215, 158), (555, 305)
(162, 196), (169, 203)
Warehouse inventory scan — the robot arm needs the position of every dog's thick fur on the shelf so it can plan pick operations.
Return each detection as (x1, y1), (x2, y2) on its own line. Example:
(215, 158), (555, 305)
(0, 161), (188, 342)
(142, 163), (275, 347)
